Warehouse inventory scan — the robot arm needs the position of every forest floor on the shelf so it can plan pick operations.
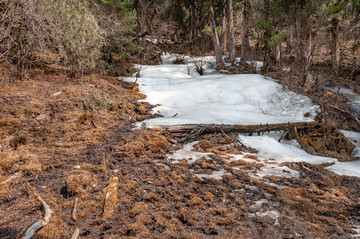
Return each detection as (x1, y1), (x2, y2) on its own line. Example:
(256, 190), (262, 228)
(1, 54), (360, 239)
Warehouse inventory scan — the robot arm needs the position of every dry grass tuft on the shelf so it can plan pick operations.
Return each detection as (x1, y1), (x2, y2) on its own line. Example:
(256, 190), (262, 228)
(130, 202), (149, 217)
(0, 151), (42, 176)
(65, 170), (98, 197)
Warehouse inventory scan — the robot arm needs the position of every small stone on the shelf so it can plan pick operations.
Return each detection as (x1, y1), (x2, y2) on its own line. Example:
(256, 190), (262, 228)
(36, 114), (47, 121)
(155, 163), (171, 171)
(52, 91), (62, 97)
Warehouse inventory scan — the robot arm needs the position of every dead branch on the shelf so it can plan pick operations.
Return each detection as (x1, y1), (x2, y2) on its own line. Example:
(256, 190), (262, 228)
(18, 194), (52, 239)
(102, 177), (118, 219)
(0, 173), (19, 185)
(72, 198), (79, 221)
(71, 228), (80, 239)
(330, 105), (360, 125)
(155, 121), (318, 136)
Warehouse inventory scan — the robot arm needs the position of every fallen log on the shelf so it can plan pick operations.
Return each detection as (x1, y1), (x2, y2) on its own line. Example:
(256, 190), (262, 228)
(155, 121), (318, 135)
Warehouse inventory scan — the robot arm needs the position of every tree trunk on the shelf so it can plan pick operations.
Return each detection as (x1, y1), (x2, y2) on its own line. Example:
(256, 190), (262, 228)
(240, 0), (250, 63)
(227, 0), (235, 61)
(331, 17), (341, 76)
(295, 17), (302, 63)
(302, 24), (313, 91)
(134, 0), (147, 36)
(209, 4), (223, 65)
(295, 0), (313, 91)
(221, 5), (227, 53)
(192, 0), (197, 42)
(155, 122), (318, 135)
(274, 26), (281, 63)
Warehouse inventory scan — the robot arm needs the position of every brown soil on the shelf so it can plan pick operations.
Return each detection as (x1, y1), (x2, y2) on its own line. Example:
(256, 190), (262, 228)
(1, 62), (360, 239)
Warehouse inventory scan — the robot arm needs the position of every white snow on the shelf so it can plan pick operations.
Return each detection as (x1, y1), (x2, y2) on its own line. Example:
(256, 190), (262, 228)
(125, 54), (318, 127)
(126, 53), (360, 178)
(238, 132), (337, 165)
(167, 141), (211, 164)
(327, 86), (360, 116)
(194, 170), (230, 180)
(325, 130), (360, 177)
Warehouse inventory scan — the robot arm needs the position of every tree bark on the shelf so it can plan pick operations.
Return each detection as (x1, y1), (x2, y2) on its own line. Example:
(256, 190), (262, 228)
(331, 17), (341, 76)
(240, 0), (250, 63)
(227, 0), (235, 61)
(302, 27), (312, 90)
(134, 0), (146, 36)
(155, 122), (317, 135)
(274, 26), (281, 63)
(295, 0), (313, 91)
(221, 5), (227, 53)
(209, 4), (223, 65)
(192, 0), (197, 42)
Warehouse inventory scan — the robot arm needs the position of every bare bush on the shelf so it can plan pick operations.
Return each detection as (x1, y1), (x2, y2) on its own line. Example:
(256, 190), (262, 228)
(0, 0), (103, 79)
(49, 0), (103, 76)
(0, 0), (52, 79)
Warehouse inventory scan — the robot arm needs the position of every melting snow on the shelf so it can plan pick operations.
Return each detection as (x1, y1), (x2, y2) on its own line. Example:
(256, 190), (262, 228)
(126, 53), (360, 178)
(125, 54), (318, 127)
(325, 130), (360, 177)
(238, 132), (337, 164)
(327, 86), (360, 116)
(167, 141), (211, 164)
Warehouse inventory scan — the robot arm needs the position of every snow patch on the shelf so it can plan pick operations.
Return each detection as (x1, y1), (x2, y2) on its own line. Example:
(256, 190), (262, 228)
(238, 132), (337, 165)
(194, 170), (230, 180)
(166, 141), (211, 164)
(125, 53), (318, 127)
(325, 130), (360, 177)
(327, 86), (360, 116)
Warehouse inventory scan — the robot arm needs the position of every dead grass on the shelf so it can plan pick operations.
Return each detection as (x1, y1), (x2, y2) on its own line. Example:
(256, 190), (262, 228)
(65, 170), (98, 197)
(0, 151), (42, 176)
(1, 58), (360, 238)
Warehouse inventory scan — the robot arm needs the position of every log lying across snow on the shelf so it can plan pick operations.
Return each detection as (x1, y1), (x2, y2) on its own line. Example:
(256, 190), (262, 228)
(155, 121), (318, 135)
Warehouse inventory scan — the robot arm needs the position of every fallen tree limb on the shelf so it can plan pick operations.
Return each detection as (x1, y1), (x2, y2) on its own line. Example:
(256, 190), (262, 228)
(18, 194), (52, 239)
(71, 228), (80, 239)
(330, 105), (360, 125)
(155, 121), (318, 136)
(72, 198), (79, 221)
(0, 172), (19, 185)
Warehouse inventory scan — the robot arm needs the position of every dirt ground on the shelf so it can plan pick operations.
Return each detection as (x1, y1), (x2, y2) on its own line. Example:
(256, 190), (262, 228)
(1, 61), (360, 239)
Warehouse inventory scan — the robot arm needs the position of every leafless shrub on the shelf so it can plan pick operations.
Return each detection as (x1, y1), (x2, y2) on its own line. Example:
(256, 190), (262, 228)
(0, 0), (103, 79)
(0, 0), (52, 79)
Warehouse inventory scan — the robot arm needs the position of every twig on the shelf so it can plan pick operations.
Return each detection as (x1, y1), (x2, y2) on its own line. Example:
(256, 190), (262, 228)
(131, 46), (150, 91)
(330, 105), (360, 125)
(0, 173), (19, 185)
(72, 198), (79, 222)
(19, 194), (52, 239)
(71, 228), (80, 239)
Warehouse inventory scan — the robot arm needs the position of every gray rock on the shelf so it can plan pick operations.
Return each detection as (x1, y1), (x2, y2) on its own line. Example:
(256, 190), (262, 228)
(36, 114), (47, 121)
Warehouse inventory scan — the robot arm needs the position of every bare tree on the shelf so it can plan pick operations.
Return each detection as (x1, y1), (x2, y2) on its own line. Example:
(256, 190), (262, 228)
(221, 4), (227, 53)
(209, 3), (223, 65)
(227, 0), (236, 61)
(240, 0), (250, 63)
